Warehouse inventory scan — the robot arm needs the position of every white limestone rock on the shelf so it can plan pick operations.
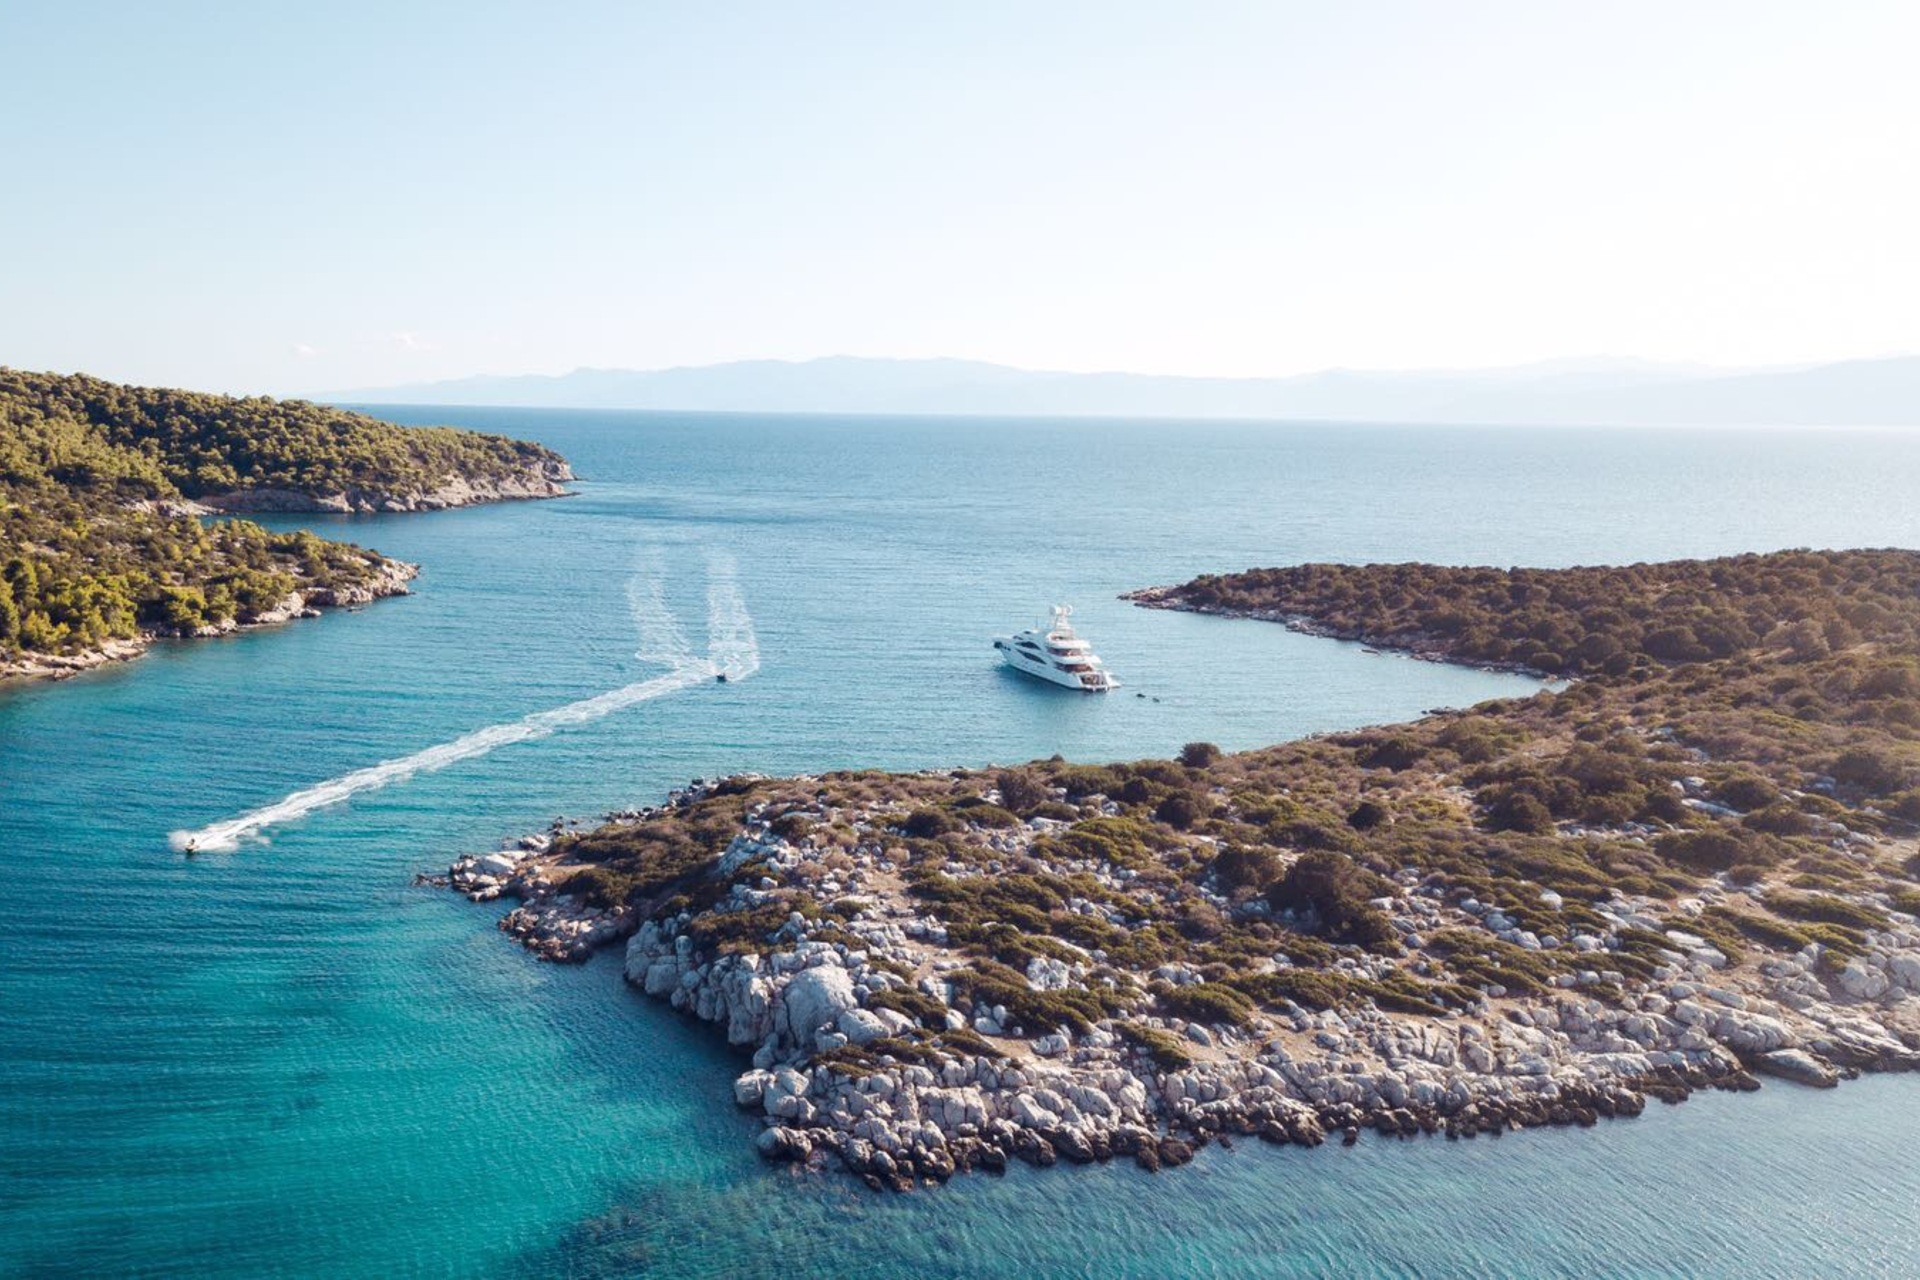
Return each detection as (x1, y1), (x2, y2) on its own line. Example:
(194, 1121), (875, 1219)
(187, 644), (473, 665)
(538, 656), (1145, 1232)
(1837, 961), (1890, 1002)
(837, 1008), (891, 1045)
(779, 963), (858, 1051)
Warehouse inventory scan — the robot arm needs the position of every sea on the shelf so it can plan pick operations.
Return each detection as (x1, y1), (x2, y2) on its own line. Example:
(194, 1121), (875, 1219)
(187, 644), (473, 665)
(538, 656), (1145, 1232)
(5, 412), (1920, 1278)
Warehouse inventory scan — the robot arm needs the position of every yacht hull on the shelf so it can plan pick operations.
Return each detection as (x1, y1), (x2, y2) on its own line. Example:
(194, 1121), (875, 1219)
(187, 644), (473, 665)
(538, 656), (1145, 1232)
(994, 642), (1118, 691)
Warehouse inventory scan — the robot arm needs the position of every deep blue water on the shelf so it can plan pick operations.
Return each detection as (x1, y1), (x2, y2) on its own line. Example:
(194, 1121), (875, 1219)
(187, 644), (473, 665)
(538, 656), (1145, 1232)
(6, 413), (1920, 1277)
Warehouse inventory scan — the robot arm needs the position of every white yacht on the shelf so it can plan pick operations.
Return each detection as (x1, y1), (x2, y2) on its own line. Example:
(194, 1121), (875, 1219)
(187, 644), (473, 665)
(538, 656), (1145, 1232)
(993, 605), (1119, 691)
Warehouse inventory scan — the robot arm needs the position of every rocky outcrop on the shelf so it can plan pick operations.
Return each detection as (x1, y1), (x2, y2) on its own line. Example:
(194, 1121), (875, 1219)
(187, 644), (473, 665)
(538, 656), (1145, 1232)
(429, 833), (632, 962)
(303, 558), (418, 607)
(1754, 1049), (1841, 1088)
(442, 777), (1920, 1192)
(616, 891), (1742, 1191)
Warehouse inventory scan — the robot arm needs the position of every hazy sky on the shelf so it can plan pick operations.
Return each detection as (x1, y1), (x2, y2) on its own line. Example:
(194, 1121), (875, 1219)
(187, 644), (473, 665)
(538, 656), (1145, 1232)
(3, 1), (1916, 394)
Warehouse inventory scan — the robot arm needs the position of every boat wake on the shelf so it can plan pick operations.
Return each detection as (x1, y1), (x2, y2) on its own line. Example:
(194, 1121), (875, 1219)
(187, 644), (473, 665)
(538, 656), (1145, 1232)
(705, 552), (760, 680)
(169, 553), (757, 853)
(628, 548), (697, 668)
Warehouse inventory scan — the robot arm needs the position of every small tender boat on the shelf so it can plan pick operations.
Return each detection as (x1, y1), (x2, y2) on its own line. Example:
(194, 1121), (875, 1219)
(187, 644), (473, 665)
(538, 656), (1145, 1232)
(993, 605), (1119, 691)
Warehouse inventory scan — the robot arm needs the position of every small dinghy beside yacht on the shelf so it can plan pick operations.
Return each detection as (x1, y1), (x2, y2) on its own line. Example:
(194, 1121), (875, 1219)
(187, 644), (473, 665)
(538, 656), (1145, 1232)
(993, 605), (1119, 691)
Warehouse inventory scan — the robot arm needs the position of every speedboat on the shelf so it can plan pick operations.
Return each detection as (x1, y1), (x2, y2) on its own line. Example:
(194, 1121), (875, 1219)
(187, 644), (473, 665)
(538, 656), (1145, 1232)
(993, 605), (1119, 691)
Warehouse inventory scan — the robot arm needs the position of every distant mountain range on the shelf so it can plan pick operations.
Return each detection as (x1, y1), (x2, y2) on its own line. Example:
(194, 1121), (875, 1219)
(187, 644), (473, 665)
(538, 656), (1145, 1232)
(327, 354), (1920, 426)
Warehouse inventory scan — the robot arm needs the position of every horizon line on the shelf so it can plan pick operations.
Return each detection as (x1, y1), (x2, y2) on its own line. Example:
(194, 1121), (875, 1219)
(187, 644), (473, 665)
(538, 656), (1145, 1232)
(317, 349), (1920, 398)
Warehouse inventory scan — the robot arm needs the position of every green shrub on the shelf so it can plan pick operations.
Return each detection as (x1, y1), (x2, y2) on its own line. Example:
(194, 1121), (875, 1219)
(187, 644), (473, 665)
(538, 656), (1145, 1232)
(901, 808), (962, 838)
(1180, 741), (1223, 769)
(1210, 845), (1282, 893)
(1425, 929), (1562, 995)
(1347, 800), (1388, 831)
(1483, 791), (1554, 835)
(1272, 819), (1358, 851)
(1265, 851), (1399, 952)
(570, 865), (638, 909)
(1355, 971), (1455, 1016)
(1229, 968), (1350, 1010)
(1830, 748), (1909, 796)
(994, 769), (1052, 814)
(1117, 1022), (1193, 1070)
(944, 961), (1119, 1034)
(866, 987), (952, 1030)
(1744, 803), (1812, 836)
(1796, 921), (1867, 960)
(1154, 792), (1203, 830)
(1716, 774), (1780, 812)
(769, 812), (814, 842)
(1767, 892), (1886, 931)
(1359, 736), (1425, 771)
(1157, 981), (1255, 1028)
(1656, 827), (1781, 874)
(934, 1027), (999, 1058)
(1712, 910), (1811, 952)
(954, 800), (1020, 829)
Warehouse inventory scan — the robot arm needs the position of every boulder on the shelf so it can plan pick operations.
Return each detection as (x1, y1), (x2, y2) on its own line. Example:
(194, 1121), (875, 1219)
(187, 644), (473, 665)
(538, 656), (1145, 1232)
(477, 852), (521, 877)
(756, 1126), (811, 1161)
(779, 964), (857, 1051)
(1754, 1048), (1840, 1088)
(837, 1008), (891, 1046)
(642, 960), (680, 997)
(1890, 954), (1920, 993)
(1836, 961), (1890, 1002)
(1712, 1010), (1796, 1055)
(734, 1070), (772, 1108)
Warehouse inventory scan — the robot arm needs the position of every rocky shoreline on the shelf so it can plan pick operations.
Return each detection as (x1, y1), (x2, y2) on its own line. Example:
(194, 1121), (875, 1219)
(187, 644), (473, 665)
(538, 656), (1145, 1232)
(425, 826), (635, 962)
(1123, 585), (1556, 680)
(190, 458), (575, 515)
(3, 458), (568, 686)
(441, 775), (1920, 1192)
(0, 557), (418, 684)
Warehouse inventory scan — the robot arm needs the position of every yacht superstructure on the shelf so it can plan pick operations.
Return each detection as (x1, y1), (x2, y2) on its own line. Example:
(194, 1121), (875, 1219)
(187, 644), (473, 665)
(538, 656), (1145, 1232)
(993, 605), (1119, 691)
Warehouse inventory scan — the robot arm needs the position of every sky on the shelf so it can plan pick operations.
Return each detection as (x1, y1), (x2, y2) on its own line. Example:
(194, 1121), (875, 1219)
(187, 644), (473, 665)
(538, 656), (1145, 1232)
(2, 1), (1917, 395)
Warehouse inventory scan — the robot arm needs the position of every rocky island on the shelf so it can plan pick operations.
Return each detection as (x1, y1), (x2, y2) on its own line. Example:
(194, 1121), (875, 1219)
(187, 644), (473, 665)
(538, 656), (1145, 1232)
(0, 368), (571, 681)
(450, 549), (1920, 1190)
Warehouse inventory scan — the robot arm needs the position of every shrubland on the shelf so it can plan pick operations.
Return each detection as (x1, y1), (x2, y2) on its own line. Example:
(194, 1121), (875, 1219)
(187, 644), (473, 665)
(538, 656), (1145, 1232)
(548, 550), (1920, 1051)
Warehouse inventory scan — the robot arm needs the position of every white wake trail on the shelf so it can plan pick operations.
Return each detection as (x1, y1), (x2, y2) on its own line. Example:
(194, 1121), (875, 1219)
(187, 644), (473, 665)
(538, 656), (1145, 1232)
(628, 549), (696, 666)
(168, 663), (713, 852)
(705, 553), (760, 680)
(170, 552), (756, 854)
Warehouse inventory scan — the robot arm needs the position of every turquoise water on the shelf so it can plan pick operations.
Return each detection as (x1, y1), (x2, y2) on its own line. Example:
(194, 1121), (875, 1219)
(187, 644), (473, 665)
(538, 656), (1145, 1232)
(6, 413), (1920, 1277)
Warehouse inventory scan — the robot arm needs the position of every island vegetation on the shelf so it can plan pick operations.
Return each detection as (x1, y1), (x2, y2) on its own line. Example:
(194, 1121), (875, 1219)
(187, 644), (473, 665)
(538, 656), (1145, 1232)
(452, 548), (1920, 1189)
(1, 368), (571, 678)
(1127, 552), (1920, 678)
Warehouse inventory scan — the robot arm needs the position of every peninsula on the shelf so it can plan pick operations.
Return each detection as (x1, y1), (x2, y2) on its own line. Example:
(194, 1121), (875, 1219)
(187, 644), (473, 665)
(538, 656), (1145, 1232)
(0, 369), (572, 682)
(450, 549), (1920, 1190)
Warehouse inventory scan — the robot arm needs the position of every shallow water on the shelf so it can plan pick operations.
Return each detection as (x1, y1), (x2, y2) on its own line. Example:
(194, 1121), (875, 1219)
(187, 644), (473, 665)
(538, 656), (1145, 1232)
(5, 413), (1920, 1277)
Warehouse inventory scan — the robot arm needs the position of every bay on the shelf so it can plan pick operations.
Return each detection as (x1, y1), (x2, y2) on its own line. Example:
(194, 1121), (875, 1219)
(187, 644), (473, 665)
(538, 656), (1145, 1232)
(5, 412), (1920, 1277)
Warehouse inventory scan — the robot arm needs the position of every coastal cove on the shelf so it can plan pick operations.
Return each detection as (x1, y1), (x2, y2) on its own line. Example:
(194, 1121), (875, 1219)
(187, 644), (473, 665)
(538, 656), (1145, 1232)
(0, 370), (574, 683)
(9, 412), (1920, 1277)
